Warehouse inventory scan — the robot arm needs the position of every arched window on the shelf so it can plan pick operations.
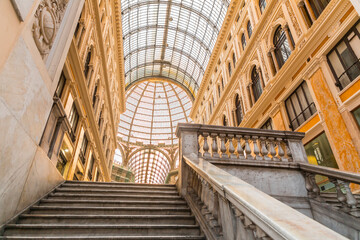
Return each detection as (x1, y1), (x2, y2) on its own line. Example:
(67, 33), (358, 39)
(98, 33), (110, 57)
(218, 85), (221, 98)
(92, 83), (98, 108)
(209, 103), (213, 115)
(84, 49), (92, 78)
(228, 62), (232, 76)
(259, 0), (267, 14)
(241, 33), (246, 50)
(235, 94), (243, 126)
(222, 115), (228, 126)
(251, 67), (263, 102)
(247, 21), (253, 38)
(273, 26), (293, 69)
(232, 53), (236, 67)
(221, 78), (225, 89)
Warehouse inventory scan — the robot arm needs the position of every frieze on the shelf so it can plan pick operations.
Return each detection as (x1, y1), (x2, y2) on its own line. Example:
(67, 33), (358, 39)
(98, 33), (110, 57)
(32, 0), (69, 59)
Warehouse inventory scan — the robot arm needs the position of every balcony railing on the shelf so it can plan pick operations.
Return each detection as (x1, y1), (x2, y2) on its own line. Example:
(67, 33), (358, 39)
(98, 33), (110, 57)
(176, 123), (357, 239)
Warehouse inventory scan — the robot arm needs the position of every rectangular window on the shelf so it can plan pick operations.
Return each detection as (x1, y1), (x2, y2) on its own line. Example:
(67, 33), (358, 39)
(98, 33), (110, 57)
(79, 135), (88, 164)
(260, 118), (273, 130)
(285, 81), (317, 130)
(55, 72), (66, 98)
(352, 107), (360, 129)
(309, 0), (330, 18)
(304, 132), (338, 191)
(327, 20), (360, 90)
(68, 104), (79, 133)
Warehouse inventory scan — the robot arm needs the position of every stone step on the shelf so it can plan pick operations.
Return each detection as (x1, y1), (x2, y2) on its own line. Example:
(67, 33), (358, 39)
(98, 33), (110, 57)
(65, 181), (176, 189)
(61, 182), (177, 191)
(3, 224), (201, 237)
(54, 188), (179, 196)
(29, 206), (192, 215)
(47, 192), (182, 201)
(0, 236), (205, 240)
(17, 214), (196, 225)
(39, 199), (187, 208)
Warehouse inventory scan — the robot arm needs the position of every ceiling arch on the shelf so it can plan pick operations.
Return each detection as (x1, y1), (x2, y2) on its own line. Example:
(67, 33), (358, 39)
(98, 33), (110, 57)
(121, 0), (231, 98)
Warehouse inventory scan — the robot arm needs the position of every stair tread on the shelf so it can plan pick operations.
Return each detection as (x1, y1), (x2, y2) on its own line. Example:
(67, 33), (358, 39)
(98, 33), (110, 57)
(0, 236), (205, 239)
(31, 206), (189, 210)
(6, 224), (200, 228)
(49, 193), (182, 198)
(41, 199), (186, 204)
(62, 183), (176, 189)
(56, 189), (178, 194)
(20, 214), (194, 219)
(65, 181), (175, 187)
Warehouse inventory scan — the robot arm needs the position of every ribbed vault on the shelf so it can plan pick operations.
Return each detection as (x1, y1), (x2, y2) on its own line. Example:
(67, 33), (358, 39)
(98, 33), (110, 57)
(121, 0), (230, 97)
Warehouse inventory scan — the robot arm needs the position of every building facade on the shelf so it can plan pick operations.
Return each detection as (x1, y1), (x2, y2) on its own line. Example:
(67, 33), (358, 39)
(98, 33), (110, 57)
(191, 0), (360, 177)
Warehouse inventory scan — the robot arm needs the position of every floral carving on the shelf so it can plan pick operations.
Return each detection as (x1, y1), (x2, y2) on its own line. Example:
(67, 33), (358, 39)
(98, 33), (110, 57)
(32, 0), (69, 59)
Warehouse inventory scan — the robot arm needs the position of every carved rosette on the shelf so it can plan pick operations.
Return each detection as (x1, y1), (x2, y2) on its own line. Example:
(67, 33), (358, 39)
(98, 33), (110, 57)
(32, 0), (69, 59)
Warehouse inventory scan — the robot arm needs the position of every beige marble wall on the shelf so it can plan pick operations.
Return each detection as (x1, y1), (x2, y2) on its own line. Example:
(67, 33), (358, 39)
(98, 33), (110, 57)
(0, 0), (82, 225)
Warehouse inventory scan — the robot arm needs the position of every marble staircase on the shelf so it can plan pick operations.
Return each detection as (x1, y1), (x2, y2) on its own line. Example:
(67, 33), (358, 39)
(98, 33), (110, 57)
(0, 181), (205, 239)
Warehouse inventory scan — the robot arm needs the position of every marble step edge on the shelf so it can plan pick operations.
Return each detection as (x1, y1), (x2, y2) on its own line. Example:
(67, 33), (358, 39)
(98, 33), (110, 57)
(19, 214), (195, 219)
(40, 199), (186, 204)
(4, 224), (200, 229)
(30, 206), (190, 211)
(0, 236), (205, 239)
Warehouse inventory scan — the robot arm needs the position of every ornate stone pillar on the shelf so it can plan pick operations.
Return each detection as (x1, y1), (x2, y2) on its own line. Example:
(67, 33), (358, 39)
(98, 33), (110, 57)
(247, 84), (255, 107)
(257, 66), (265, 90)
(269, 47), (280, 72)
(283, 25), (294, 51)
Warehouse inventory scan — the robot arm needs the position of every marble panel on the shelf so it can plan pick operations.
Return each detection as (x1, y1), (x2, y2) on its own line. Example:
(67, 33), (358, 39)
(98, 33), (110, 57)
(16, 147), (64, 212)
(10, 0), (37, 21)
(0, 100), (37, 224)
(0, 36), (52, 144)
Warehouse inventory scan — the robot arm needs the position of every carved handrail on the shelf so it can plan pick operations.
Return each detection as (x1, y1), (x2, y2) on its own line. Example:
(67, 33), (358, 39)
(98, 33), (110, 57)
(183, 154), (346, 240)
(299, 163), (360, 218)
(299, 163), (360, 185)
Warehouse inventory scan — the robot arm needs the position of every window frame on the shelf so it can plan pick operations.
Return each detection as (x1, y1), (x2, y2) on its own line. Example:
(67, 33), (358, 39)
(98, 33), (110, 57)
(285, 81), (317, 130)
(326, 20), (360, 90)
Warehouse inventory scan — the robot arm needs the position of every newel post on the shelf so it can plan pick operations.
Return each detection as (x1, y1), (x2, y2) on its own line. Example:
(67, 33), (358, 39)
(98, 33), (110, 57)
(285, 132), (308, 163)
(176, 123), (201, 197)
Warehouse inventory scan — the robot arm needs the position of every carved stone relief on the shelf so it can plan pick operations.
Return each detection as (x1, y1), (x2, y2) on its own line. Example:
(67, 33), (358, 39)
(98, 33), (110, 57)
(32, 0), (69, 59)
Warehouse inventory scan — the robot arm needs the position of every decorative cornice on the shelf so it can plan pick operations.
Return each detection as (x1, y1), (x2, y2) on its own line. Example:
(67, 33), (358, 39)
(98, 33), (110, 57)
(111, 0), (126, 113)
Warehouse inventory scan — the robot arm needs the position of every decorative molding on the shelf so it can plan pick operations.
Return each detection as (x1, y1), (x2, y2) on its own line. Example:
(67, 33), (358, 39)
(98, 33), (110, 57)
(32, 0), (69, 59)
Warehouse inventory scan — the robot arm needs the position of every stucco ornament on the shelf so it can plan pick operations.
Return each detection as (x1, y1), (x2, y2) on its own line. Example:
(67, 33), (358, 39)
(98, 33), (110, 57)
(32, 0), (69, 59)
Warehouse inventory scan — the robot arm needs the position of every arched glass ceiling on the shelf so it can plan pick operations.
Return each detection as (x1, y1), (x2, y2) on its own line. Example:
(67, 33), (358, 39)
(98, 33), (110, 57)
(129, 148), (170, 184)
(117, 81), (192, 146)
(121, 0), (230, 97)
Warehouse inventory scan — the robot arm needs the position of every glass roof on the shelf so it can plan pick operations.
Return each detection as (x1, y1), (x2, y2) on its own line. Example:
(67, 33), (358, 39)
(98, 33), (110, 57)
(117, 81), (192, 146)
(121, 0), (230, 97)
(129, 148), (170, 184)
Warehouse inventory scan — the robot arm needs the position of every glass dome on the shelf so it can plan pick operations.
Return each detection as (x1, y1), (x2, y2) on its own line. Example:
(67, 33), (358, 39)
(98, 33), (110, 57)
(117, 80), (192, 146)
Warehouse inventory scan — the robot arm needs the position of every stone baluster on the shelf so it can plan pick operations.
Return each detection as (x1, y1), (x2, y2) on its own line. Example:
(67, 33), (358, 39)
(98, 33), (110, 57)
(330, 178), (347, 210)
(268, 137), (277, 161)
(251, 136), (262, 160)
(285, 140), (293, 162)
(211, 133), (220, 158)
(259, 137), (270, 161)
(244, 136), (253, 160)
(228, 134), (237, 159)
(203, 132), (210, 158)
(236, 135), (245, 160)
(304, 172), (322, 202)
(276, 138), (285, 162)
(219, 134), (227, 158)
(340, 181), (360, 217)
